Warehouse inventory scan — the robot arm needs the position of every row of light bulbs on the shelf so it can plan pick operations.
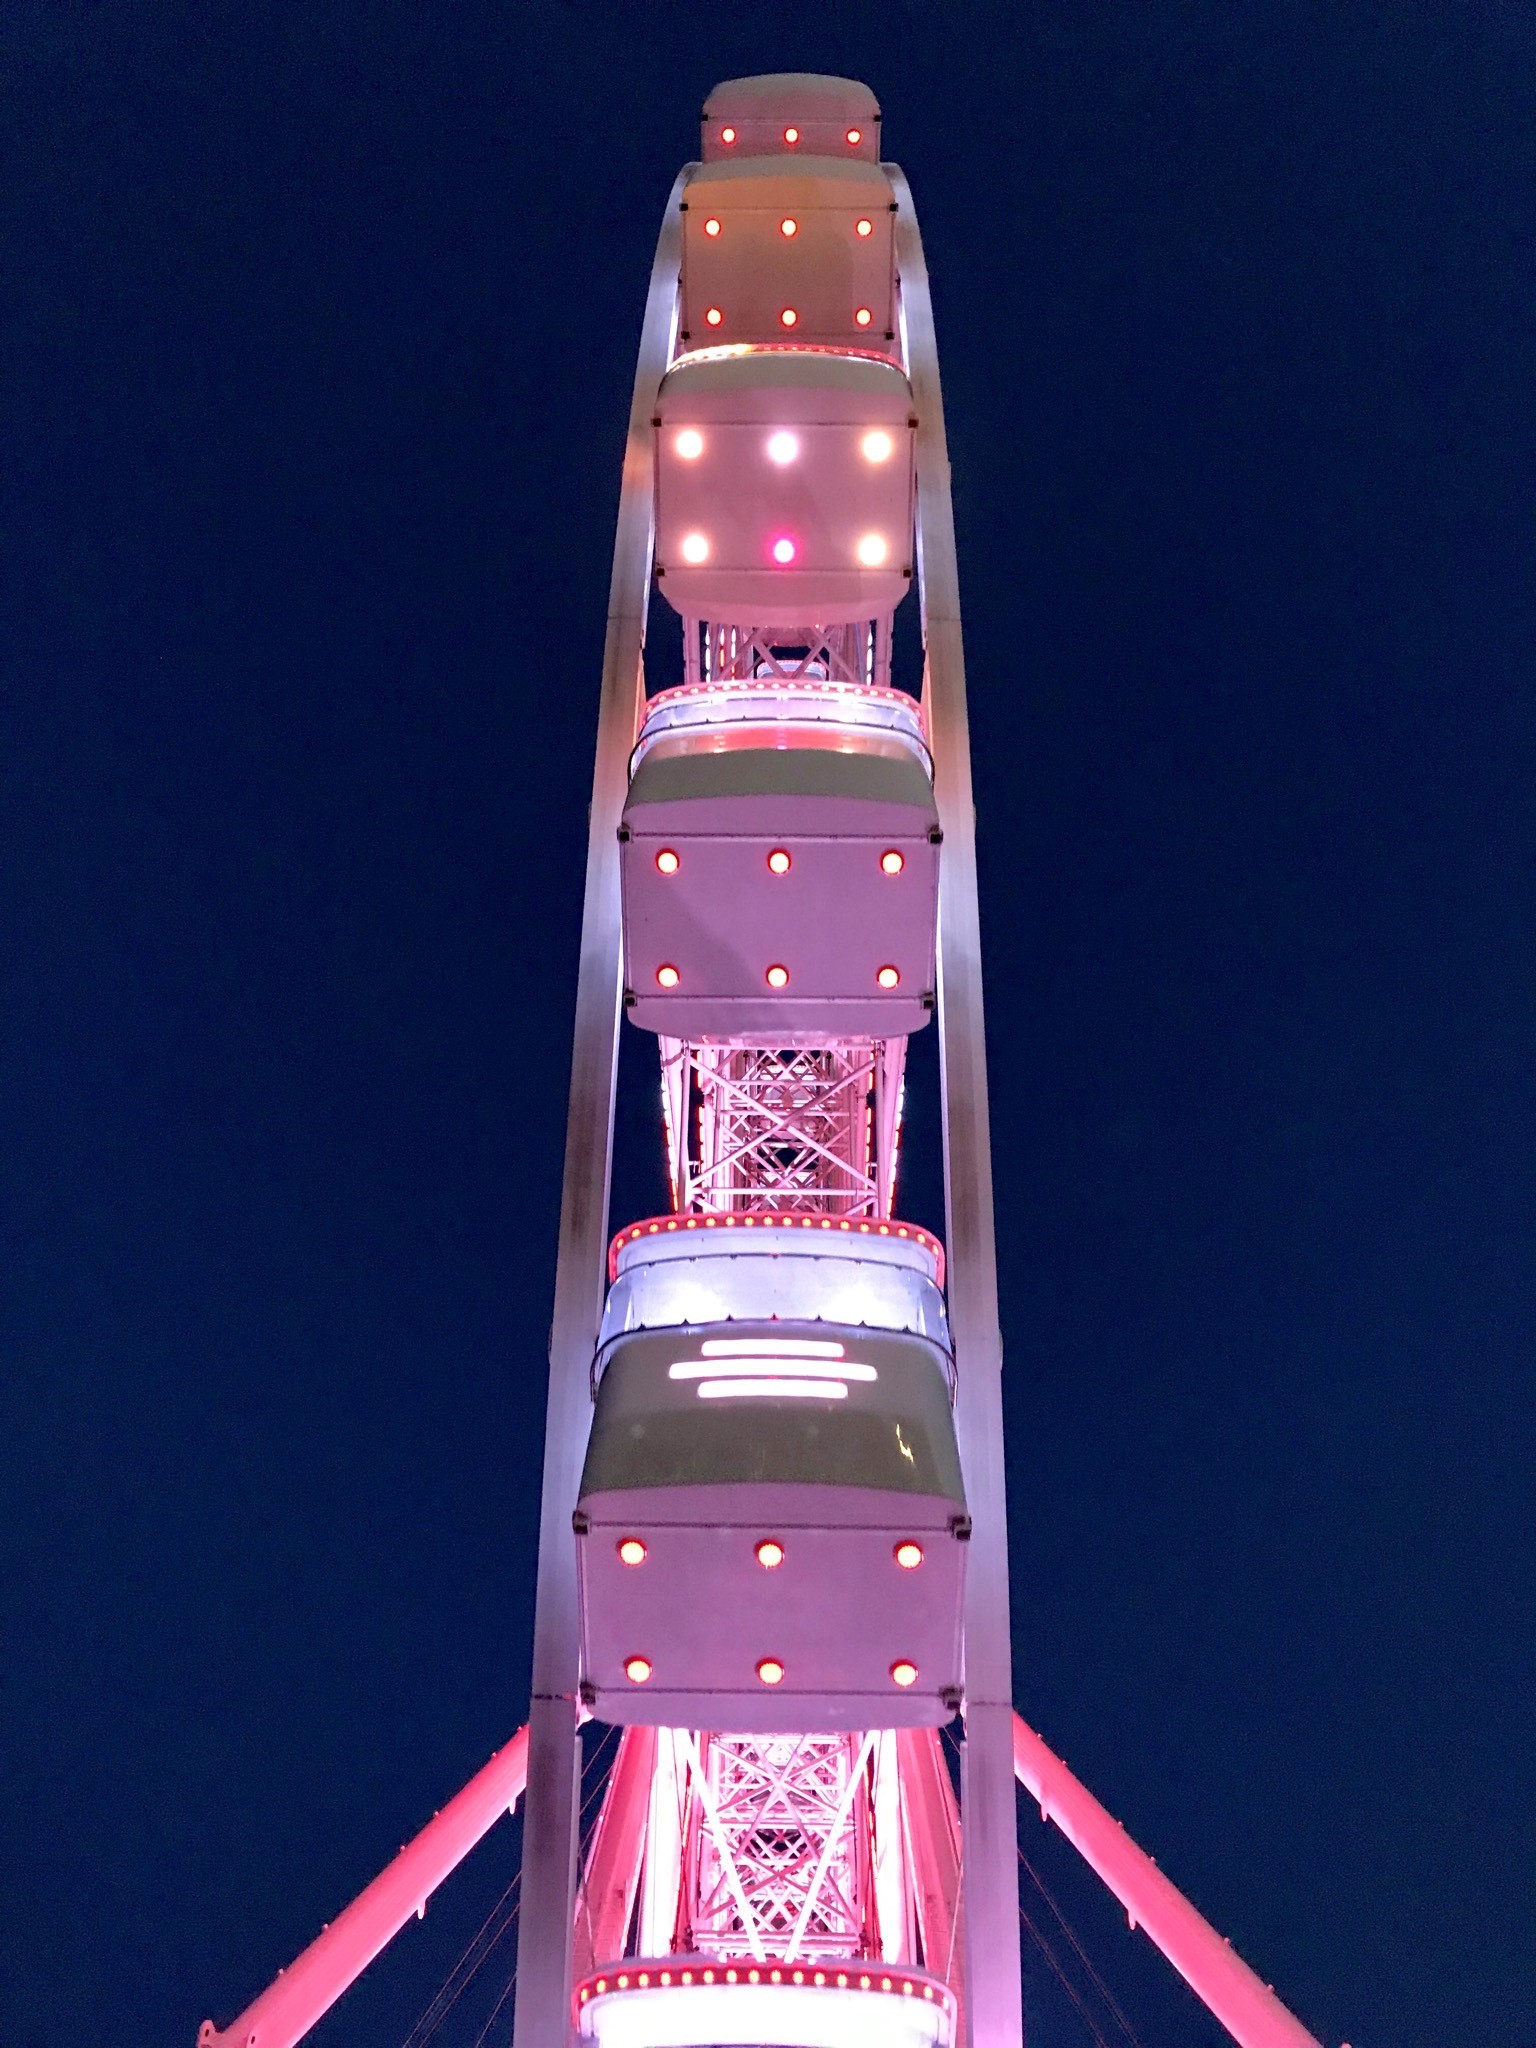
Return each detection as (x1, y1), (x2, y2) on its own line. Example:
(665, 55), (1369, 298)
(702, 305), (878, 329)
(675, 531), (891, 567)
(674, 426), (896, 464)
(654, 847), (906, 875)
(622, 1651), (920, 1688)
(654, 962), (902, 990)
(701, 214), (876, 239)
(716, 124), (866, 147)
(616, 1534), (924, 1570)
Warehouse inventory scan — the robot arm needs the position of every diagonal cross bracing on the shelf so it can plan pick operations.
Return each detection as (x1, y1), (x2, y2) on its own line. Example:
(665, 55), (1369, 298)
(689, 1043), (881, 1214)
(686, 619), (894, 692)
(684, 1734), (877, 1960)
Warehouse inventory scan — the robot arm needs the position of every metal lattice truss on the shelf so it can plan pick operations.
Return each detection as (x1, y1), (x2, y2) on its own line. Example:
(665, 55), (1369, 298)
(681, 1732), (879, 1961)
(684, 617), (893, 691)
(659, 1037), (907, 1216)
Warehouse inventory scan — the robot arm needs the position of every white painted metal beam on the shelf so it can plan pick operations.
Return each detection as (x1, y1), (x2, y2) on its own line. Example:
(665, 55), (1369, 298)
(511, 173), (687, 2048)
(890, 167), (1025, 2048)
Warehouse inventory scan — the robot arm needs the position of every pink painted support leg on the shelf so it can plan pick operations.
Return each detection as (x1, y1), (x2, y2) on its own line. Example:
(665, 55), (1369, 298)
(198, 1727), (529, 2048)
(1011, 1714), (1321, 2048)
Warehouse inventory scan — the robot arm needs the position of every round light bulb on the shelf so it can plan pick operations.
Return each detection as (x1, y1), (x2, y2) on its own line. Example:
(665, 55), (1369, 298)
(779, 217), (797, 237)
(861, 429), (895, 464)
(766, 430), (799, 466)
(675, 428), (704, 459)
(766, 964), (790, 989)
(856, 217), (873, 238)
(680, 532), (709, 564)
(854, 307), (873, 327)
(705, 306), (723, 327)
(720, 126), (736, 143)
(771, 537), (797, 565)
(656, 964), (680, 989)
(655, 849), (680, 875)
(846, 127), (862, 145)
(757, 1656), (786, 1684)
(625, 1655), (653, 1683)
(618, 1538), (648, 1566)
(877, 965), (900, 989)
(783, 126), (799, 144)
(894, 1541), (923, 1569)
(779, 307), (798, 328)
(880, 849), (904, 875)
(767, 849), (791, 875)
(755, 1539), (785, 1569)
(857, 533), (889, 567)
(704, 217), (721, 237)
(890, 1660), (918, 1687)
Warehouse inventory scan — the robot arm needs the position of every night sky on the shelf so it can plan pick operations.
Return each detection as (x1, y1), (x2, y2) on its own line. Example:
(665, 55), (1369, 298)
(7, 6), (1534, 2046)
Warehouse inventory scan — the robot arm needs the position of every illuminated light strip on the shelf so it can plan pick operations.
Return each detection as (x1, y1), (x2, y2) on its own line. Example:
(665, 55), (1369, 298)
(670, 1356), (874, 1381)
(608, 1211), (945, 1283)
(701, 1336), (845, 1357)
(696, 1377), (849, 1400)
(669, 341), (899, 370)
(573, 1963), (956, 2020)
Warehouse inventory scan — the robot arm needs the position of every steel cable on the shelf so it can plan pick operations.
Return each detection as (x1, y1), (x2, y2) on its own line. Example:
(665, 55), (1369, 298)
(1019, 1846), (1144, 2048)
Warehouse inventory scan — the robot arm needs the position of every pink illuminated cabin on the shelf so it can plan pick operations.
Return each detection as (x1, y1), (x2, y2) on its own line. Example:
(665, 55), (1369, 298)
(681, 157), (896, 350)
(621, 674), (938, 1036)
(655, 350), (915, 625)
(575, 1221), (967, 1731)
(701, 72), (882, 165)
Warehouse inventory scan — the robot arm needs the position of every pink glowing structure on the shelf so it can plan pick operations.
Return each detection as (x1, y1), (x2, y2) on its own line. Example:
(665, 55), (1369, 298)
(198, 71), (1329, 2048)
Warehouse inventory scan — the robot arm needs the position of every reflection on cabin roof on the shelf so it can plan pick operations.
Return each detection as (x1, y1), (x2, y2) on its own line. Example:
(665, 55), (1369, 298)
(600, 1214), (951, 1363)
(633, 677), (928, 775)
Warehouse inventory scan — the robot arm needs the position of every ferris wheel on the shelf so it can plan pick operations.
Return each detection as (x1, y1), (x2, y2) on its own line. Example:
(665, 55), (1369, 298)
(199, 75), (1325, 2048)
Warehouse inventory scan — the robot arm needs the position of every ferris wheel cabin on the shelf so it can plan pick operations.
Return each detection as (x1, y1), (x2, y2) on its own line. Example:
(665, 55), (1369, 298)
(574, 1220), (967, 1730)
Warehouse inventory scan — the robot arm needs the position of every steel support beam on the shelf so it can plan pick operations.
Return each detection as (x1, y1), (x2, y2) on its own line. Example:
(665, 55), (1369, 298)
(511, 175), (687, 2048)
(197, 1729), (530, 2048)
(1012, 1714), (1322, 2048)
(573, 1727), (657, 1978)
(891, 168), (1024, 2048)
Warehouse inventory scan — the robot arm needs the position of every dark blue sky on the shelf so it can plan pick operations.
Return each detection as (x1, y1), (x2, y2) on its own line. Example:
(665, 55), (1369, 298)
(6, 5), (1533, 2046)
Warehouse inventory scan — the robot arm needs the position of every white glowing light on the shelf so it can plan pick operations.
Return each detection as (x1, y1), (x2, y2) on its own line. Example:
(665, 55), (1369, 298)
(857, 534), (889, 567)
(766, 430), (800, 466)
(597, 1240), (954, 1353)
(861, 429), (895, 464)
(771, 537), (797, 565)
(674, 429), (704, 459)
(696, 1377), (849, 1400)
(671, 1355), (874, 1381)
(680, 532), (710, 564)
